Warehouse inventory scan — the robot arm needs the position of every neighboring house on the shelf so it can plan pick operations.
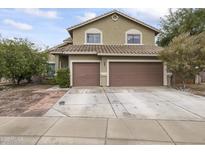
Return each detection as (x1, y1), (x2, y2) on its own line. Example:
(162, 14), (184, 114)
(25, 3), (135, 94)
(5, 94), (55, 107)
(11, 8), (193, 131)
(50, 10), (166, 87)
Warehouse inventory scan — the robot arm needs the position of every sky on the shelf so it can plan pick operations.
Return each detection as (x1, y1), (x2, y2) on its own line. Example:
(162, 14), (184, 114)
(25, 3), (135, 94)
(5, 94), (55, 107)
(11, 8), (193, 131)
(0, 8), (170, 49)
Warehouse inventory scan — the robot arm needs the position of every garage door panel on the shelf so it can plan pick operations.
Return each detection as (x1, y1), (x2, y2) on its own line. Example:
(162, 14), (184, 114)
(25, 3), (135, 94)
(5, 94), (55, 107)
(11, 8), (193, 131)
(109, 62), (163, 86)
(73, 63), (100, 86)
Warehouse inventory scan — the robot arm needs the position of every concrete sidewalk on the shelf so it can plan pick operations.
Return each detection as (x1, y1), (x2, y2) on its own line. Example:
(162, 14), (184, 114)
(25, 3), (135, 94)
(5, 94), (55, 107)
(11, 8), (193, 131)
(0, 117), (205, 145)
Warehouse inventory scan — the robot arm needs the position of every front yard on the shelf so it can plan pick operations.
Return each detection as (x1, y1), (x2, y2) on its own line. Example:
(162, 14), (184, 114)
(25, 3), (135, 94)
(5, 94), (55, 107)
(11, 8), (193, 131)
(0, 84), (67, 116)
(0, 83), (205, 118)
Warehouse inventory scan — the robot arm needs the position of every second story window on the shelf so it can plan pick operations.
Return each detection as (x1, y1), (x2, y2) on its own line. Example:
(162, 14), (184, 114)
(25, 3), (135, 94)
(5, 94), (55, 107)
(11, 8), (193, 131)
(127, 34), (141, 44)
(125, 29), (142, 45)
(85, 28), (102, 44)
(86, 33), (101, 44)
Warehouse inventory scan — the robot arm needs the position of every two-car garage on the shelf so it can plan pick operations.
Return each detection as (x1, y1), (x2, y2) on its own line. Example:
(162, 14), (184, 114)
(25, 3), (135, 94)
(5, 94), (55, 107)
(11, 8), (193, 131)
(109, 62), (163, 86)
(72, 61), (164, 87)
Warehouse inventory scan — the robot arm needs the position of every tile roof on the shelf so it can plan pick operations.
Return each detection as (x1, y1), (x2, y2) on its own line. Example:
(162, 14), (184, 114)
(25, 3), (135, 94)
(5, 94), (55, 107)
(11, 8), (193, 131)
(63, 37), (73, 43)
(48, 42), (70, 51)
(50, 44), (163, 56)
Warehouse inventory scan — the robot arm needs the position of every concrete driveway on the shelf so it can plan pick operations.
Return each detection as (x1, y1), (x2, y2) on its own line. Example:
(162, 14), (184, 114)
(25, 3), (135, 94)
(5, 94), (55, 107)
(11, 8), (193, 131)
(44, 87), (205, 120)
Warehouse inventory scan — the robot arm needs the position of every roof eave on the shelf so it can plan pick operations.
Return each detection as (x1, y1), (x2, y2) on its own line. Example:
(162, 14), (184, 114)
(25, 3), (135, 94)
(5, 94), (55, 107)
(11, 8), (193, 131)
(50, 52), (159, 57)
(97, 53), (159, 56)
(67, 10), (160, 34)
(50, 51), (97, 55)
(48, 43), (66, 52)
(67, 10), (115, 32)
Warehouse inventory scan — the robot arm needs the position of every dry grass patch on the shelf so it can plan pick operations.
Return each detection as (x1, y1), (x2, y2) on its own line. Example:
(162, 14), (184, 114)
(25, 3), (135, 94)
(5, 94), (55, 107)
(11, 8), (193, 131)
(0, 84), (67, 116)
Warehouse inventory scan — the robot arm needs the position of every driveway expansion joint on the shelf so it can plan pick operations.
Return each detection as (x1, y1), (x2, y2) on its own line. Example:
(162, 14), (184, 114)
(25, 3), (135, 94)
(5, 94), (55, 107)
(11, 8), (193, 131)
(34, 117), (61, 145)
(52, 108), (70, 117)
(102, 87), (118, 118)
(167, 101), (205, 120)
(155, 120), (176, 145)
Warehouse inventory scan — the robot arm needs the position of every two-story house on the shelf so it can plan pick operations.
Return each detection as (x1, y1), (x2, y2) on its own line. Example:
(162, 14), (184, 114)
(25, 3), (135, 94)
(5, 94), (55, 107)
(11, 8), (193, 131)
(50, 10), (167, 87)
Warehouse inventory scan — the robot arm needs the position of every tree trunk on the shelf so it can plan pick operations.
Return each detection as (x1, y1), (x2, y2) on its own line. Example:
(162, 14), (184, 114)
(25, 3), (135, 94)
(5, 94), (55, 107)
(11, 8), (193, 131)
(17, 79), (21, 85)
(27, 77), (32, 83)
(172, 75), (176, 87)
(17, 76), (23, 85)
(182, 80), (186, 89)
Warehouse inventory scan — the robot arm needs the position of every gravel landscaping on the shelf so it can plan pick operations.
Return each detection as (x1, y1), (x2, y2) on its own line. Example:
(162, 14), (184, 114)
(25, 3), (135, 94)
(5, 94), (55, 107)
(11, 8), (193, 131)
(0, 84), (67, 116)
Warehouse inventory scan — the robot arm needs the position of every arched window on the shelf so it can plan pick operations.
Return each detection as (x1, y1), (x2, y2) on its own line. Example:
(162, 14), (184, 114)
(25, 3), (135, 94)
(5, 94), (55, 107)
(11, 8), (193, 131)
(85, 28), (103, 44)
(125, 29), (142, 45)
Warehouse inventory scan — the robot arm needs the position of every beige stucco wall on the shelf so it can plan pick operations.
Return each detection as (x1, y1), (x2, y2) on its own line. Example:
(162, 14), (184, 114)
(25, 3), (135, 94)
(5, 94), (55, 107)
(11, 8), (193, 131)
(69, 55), (100, 61)
(48, 53), (55, 63)
(72, 14), (156, 45)
(68, 55), (163, 86)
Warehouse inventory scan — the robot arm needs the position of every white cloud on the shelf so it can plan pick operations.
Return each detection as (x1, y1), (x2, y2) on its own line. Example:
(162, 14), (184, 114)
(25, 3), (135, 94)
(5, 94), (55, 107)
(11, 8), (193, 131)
(77, 12), (97, 22)
(19, 8), (59, 19)
(119, 8), (176, 28)
(3, 19), (32, 31)
(121, 8), (170, 21)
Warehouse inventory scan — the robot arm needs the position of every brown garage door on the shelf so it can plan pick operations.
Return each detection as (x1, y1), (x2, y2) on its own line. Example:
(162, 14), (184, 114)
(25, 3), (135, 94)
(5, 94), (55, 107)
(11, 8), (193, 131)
(109, 62), (163, 86)
(73, 62), (100, 86)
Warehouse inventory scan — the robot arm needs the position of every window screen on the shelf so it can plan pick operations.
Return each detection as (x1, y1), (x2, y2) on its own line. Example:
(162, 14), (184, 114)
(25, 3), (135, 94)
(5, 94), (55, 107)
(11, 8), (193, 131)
(86, 33), (101, 43)
(127, 34), (141, 44)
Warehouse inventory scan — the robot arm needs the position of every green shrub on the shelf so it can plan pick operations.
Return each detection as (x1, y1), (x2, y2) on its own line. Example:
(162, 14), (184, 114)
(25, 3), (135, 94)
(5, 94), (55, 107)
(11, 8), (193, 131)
(55, 68), (70, 88)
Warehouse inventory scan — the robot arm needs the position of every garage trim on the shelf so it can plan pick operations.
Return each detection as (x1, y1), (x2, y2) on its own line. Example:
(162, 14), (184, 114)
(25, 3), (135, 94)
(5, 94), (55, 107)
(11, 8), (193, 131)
(106, 59), (167, 86)
(69, 60), (101, 86)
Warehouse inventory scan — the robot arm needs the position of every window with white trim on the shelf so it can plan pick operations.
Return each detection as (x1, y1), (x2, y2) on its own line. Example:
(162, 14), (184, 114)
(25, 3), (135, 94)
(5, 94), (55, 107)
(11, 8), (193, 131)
(85, 28), (102, 44)
(86, 33), (101, 44)
(125, 29), (142, 45)
(127, 34), (141, 44)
